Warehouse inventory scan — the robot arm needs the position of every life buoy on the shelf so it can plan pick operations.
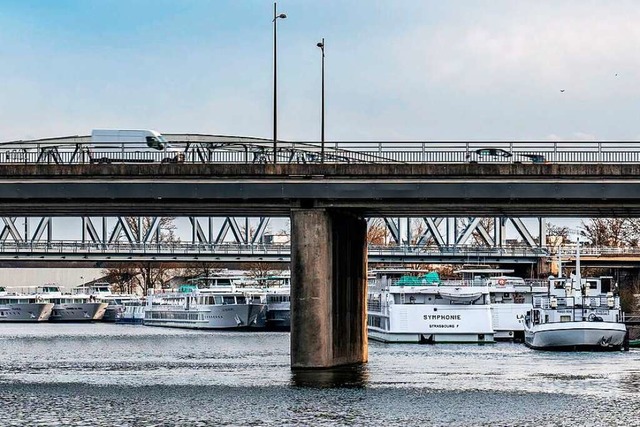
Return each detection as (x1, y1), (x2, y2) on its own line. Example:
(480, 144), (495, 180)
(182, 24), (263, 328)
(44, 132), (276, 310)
(497, 278), (506, 286)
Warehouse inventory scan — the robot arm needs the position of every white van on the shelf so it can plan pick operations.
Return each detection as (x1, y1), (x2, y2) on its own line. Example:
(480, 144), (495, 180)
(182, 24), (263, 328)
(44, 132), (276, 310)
(89, 129), (185, 163)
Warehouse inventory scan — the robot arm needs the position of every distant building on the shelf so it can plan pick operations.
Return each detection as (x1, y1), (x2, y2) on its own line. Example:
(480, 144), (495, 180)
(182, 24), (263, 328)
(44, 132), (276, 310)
(263, 234), (290, 245)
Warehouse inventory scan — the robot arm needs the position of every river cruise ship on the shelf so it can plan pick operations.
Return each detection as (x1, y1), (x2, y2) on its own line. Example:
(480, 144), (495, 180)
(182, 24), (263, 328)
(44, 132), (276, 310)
(255, 274), (291, 330)
(36, 285), (108, 321)
(144, 277), (267, 329)
(74, 283), (140, 322)
(0, 286), (54, 322)
(524, 275), (627, 351)
(367, 269), (494, 343)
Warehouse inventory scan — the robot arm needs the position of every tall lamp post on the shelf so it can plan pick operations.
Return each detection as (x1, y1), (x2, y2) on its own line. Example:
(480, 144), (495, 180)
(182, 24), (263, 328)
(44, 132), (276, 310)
(273, 2), (287, 164)
(316, 38), (325, 163)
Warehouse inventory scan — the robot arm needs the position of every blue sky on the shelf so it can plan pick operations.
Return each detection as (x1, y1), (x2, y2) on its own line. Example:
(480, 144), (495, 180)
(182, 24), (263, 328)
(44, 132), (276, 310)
(1, 0), (639, 142)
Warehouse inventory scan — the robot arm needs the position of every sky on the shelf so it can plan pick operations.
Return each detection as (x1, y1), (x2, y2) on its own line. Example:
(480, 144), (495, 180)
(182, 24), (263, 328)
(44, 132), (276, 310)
(1, 0), (640, 142)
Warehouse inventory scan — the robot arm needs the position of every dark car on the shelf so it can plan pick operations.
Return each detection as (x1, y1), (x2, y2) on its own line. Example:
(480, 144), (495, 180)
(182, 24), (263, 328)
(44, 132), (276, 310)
(467, 148), (546, 164)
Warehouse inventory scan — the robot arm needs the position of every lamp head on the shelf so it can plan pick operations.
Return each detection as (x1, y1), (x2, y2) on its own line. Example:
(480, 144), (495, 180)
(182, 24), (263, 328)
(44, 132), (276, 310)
(278, 13), (287, 19)
(316, 42), (324, 48)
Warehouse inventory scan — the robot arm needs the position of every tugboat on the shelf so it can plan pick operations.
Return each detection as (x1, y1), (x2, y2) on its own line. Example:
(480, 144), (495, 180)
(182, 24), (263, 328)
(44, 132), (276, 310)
(524, 240), (627, 351)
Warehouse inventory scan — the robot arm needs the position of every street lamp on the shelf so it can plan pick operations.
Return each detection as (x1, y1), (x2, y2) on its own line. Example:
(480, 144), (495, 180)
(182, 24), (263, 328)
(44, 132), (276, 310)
(316, 38), (325, 163)
(273, 2), (287, 164)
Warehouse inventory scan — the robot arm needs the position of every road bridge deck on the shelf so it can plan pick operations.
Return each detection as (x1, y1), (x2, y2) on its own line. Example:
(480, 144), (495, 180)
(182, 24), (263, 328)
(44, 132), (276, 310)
(0, 163), (639, 216)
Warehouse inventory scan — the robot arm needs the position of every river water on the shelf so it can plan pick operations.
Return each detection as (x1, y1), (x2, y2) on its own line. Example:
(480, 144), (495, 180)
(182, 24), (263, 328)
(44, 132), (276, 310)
(0, 323), (639, 426)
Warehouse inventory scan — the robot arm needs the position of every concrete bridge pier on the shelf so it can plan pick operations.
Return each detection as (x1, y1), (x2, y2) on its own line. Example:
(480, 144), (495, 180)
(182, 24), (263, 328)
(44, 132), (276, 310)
(290, 208), (368, 369)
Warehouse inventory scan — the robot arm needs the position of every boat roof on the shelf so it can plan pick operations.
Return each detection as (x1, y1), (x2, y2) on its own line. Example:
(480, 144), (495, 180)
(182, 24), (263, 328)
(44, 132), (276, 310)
(454, 268), (515, 274)
(369, 268), (427, 274)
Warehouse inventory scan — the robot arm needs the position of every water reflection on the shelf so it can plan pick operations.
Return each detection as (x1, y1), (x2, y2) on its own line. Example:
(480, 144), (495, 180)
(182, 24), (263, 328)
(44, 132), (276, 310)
(620, 371), (640, 393)
(291, 364), (369, 388)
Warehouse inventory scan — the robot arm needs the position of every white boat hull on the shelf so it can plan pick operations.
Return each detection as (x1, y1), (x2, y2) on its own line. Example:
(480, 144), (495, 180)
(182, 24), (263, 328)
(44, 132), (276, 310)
(144, 303), (266, 329)
(50, 303), (108, 321)
(524, 322), (627, 351)
(368, 328), (494, 344)
(491, 304), (529, 340)
(0, 303), (54, 322)
(116, 305), (145, 324)
(368, 304), (495, 343)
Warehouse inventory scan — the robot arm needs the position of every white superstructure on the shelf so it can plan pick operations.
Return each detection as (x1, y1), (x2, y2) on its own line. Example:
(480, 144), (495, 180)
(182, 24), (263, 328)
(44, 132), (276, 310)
(367, 269), (494, 343)
(453, 268), (548, 341)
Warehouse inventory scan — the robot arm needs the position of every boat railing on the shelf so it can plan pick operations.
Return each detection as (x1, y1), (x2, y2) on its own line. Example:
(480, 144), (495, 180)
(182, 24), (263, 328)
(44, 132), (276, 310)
(367, 297), (382, 312)
(533, 295), (616, 310)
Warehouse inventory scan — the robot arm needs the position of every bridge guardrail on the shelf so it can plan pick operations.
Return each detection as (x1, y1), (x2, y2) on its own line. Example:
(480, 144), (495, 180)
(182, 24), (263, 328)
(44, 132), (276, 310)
(5, 139), (640, 164)
(0, 241), (547, 259)
(8, 240), (640, 259)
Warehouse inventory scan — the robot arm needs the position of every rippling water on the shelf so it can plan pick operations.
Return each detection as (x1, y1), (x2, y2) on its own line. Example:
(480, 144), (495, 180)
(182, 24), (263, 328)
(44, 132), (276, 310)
(1, 323), (639, 426)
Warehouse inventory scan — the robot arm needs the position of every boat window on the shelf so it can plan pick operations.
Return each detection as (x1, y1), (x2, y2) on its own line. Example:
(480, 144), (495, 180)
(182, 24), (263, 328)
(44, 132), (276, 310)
(560, 315), (572, 322)
(237, 296), (247, 304)
(223, 296), (236, 305)
(215, 296), (224, 305)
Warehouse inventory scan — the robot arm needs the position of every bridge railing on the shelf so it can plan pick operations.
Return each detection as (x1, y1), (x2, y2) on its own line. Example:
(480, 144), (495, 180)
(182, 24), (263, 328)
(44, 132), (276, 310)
(549, 245), (640, 256)
(4, 139), (640, 164)
(0, 241), (547, 259)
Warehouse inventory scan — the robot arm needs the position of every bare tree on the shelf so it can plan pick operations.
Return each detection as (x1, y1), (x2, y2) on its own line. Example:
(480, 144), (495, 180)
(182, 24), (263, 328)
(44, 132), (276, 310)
(580, 218), (629, 247)
(410, 220), (426, 246)
(181, 263), (226, 279)
(102, 217), (179, 294)
(244, 262), (276, 279)
(367, 218), (390, 246)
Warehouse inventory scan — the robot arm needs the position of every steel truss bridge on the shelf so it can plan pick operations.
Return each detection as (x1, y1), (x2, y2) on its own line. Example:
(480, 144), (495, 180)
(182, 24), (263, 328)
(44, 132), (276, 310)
(3, 134), (640, 165)
(0, 215), (547, 264)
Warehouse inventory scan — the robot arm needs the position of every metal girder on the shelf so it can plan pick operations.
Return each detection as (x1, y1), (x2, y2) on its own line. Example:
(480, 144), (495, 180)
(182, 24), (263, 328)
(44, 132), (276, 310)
(383, 218), (401, 245)
(380, 216), (543, 249)
(0, 217), (52, 243)
(0, 217), (24, 242)
(415, 218), (446, 247)
(82, 217), (163, 245)
(509, 217), (538, 248)
(456, 218), (495, 246)
(191, 217), (272, 245)
(30, 218), (52, 243)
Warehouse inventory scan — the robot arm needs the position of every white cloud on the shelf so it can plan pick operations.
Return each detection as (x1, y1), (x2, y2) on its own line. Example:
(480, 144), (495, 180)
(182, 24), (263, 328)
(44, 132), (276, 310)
(390, 3), (640, 96)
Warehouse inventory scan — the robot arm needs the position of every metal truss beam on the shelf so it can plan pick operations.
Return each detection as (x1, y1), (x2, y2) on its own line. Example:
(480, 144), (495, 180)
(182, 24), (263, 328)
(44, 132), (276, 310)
(0, 217), (52, 243)
(379, 217), (544, 249)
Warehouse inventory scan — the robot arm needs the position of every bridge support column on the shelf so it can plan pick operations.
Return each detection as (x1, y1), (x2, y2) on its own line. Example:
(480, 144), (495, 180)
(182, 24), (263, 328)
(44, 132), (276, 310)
(290, 209), (368, 369)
